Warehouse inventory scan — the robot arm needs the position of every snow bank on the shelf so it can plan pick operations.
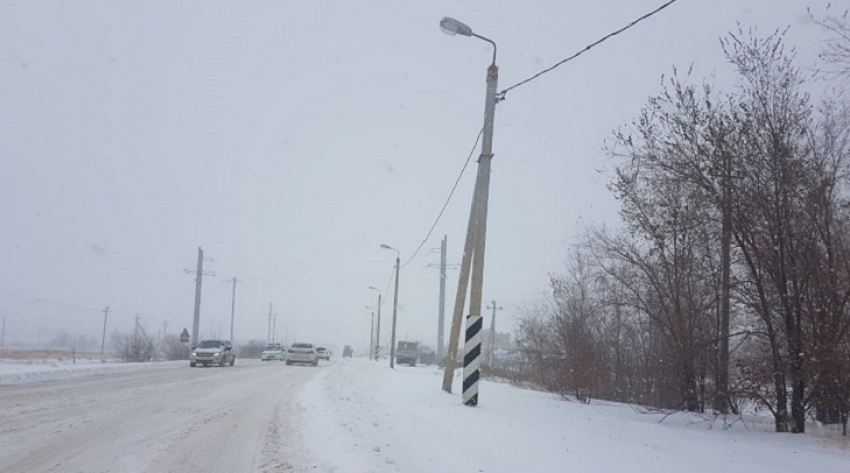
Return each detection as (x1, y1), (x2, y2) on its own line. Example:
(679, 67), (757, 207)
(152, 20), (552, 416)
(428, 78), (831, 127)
(294, 359), (848, 473)
(0, 359), (185, 385)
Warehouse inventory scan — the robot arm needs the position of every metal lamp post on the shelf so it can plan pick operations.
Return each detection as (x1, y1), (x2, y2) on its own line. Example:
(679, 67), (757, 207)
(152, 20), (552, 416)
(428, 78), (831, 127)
(366, 305), (377, 361)
(368, 286), (382, 360)
(439, 16), (498, 407)
(380, 244), (401, 369)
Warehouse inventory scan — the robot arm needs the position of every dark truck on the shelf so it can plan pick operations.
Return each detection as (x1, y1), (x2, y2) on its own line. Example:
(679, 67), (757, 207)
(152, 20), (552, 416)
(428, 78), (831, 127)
(396, 341), (419, 366)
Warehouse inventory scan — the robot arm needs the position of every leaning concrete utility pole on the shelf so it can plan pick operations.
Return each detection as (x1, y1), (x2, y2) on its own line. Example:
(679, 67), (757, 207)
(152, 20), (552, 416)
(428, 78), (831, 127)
(184, 246), (214, 348)
(462, 58), (498, 407)
(439, 17), (499, 408)
(442, 173), (479, 393)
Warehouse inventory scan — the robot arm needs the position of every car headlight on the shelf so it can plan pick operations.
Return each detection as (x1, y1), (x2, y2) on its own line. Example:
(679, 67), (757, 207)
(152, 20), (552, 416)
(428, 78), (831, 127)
(191, 352), (197, 357)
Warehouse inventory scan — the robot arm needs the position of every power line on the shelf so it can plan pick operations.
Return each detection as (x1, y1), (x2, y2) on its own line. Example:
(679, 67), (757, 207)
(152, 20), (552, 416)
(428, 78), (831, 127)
(500, 0), (683, 98)
(401, 128), (484, 269)
(500, 283), (552, 306)
(381, 264), (395, 307)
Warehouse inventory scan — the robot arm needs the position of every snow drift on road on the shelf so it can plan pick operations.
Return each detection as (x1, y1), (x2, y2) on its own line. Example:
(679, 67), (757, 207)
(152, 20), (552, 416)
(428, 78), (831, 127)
(0, 358), (185, 386)
(294, 359), (848, 473)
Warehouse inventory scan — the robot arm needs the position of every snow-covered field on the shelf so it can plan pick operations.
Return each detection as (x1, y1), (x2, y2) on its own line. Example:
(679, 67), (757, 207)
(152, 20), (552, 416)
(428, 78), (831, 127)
(294, 359), (850, 473)
(0, 349), (184, 385)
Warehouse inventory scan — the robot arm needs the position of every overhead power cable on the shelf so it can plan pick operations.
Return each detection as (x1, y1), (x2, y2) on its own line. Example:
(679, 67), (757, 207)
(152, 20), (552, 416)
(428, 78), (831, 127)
(400, 127), (484, 269)
(500, 0), (682, 98)
(382, 264), (395, 307)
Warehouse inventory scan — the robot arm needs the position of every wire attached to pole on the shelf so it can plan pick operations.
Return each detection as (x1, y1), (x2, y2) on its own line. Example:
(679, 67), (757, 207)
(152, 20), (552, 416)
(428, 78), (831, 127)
(500, 0), (682, 99)
(400, 128), (484, 270)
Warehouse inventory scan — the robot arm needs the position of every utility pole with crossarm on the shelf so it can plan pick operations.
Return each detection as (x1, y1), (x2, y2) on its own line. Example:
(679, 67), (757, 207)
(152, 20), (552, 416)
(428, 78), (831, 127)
(486, 300), (503, 365)
(184, 247), (215, 348)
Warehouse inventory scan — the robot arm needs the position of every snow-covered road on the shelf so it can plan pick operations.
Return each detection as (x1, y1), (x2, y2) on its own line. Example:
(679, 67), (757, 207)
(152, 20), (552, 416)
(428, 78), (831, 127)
(0, 359), (319, 472)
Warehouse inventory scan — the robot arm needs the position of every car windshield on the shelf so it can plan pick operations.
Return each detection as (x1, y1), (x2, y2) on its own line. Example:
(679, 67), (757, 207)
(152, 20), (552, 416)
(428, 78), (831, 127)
(263, 345), (279, 351)
(316, 347), (326, 352)
(197, 341), (223, 349)
(291, 343), (312, 349)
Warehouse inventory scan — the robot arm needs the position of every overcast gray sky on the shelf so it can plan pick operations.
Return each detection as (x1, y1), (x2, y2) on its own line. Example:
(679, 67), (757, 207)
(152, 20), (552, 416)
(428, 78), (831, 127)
(0, 0), (839, 352)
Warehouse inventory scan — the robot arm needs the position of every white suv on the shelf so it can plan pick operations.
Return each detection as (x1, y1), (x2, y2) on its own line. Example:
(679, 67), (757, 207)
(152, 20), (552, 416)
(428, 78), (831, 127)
(286, 342), (318, 366)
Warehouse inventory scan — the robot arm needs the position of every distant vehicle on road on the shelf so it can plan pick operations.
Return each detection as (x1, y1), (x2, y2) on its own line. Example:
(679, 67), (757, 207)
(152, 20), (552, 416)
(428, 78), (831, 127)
(418, 347), (436, 365)
(343, 345), (353, 358)
(316, 346), (330, 361)
(396, 341), (419, 366)
(190, 340), (236, 367)
(287, 343), (319, 366)
(261, 343), (285, 361)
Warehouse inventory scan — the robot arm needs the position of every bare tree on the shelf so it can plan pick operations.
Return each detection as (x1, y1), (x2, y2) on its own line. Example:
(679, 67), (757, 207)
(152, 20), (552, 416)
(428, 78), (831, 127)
(120, 325), (156, 362)
(811, 6), (850, 79)
(160, 334), (190, 361)
(513, 26), (850, 435)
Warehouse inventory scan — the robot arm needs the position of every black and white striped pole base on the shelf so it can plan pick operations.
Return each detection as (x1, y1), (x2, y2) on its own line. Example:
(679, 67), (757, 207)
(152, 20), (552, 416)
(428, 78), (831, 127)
(463, 314), (483, 407)
(374, 344), (380, 361)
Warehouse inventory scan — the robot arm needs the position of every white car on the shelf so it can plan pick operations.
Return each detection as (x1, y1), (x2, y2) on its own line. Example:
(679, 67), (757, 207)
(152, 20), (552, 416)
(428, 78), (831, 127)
(286, 342), (318, 366)
(261, 343), (285, 361)
(316, 346), (330, 361)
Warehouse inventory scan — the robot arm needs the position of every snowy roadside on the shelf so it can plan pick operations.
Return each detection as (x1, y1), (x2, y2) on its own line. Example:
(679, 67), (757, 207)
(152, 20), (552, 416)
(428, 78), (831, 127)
(293, 359), (848, 473)
(0, 358), (185, 386)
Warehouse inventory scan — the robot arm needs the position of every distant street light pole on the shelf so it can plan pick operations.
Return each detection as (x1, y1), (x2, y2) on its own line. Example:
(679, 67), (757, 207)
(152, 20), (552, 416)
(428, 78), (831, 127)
(224, 277), (241, 343)
(267, 302), (273, 343)
(381, 244), (401, 369)
(366, 305), (377, 361)
(427, 236), (457, 362)
(486, 300), (503, 365)
(100, 306), (110, 356)
(439, 16), (499, 407)
(369, 286), (382, 360)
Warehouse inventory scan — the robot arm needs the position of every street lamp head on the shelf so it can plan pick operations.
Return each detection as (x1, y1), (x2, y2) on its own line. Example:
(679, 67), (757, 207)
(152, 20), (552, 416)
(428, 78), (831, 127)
(440, 17), (473, 37)
(380, 244), (400, 259)
(439, 16), (497, 65)
(369, 286), (379, 291)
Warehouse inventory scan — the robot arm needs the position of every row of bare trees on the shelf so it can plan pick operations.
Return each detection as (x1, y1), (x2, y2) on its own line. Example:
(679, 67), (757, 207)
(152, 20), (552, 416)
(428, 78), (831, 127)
(517, 20), (850, 434)
(114, 332), (268, 361)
